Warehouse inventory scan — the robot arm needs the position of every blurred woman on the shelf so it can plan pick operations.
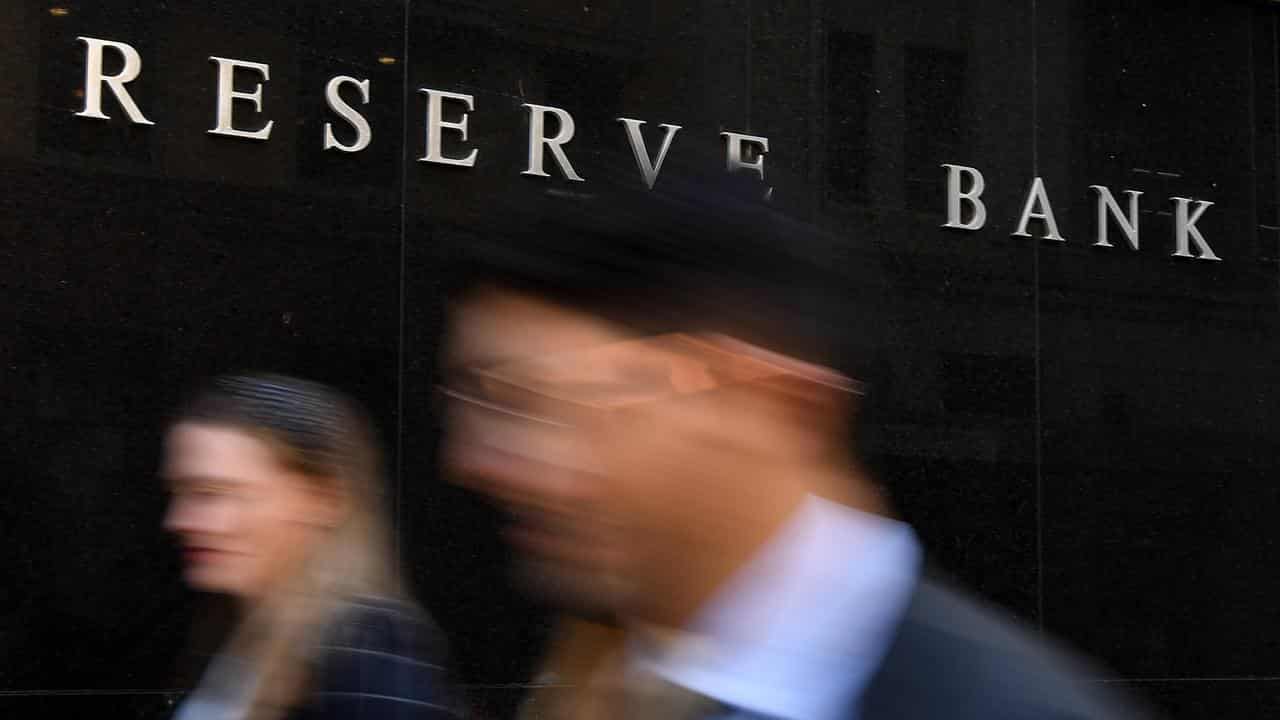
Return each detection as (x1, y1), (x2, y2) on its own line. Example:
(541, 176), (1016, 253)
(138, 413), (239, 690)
(162, 373), (459, 720)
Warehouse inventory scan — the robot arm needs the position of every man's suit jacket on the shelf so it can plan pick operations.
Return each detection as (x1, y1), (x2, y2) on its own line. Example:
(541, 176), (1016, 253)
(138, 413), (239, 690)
(858, 574), (1155, 720)
(518, 576), (1156, 720)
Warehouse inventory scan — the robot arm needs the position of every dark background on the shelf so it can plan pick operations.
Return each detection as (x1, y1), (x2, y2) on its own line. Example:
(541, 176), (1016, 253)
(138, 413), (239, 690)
(2, 1), (1278, 718)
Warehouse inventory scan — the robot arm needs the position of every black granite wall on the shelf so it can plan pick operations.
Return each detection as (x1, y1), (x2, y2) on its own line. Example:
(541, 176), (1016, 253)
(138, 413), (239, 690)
(2, 2), (1278, 718)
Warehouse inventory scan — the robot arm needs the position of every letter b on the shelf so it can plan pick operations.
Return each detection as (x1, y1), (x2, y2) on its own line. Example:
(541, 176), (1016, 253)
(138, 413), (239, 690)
(942, 164), (986, 230)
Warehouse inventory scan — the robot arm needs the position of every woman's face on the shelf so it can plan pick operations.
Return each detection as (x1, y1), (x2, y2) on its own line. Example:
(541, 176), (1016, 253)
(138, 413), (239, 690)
(162, 422), (337, 601)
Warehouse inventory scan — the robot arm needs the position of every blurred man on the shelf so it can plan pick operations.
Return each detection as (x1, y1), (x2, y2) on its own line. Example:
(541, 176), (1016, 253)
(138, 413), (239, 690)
(437, 168), (1151, 720)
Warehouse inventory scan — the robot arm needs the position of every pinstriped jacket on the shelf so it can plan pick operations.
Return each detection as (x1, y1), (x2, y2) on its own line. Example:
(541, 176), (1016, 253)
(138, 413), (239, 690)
(289, 597), (463, 720)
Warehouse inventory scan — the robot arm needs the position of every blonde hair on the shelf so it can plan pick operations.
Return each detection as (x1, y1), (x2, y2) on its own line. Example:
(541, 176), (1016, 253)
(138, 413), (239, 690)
(174, 373), (403, 720)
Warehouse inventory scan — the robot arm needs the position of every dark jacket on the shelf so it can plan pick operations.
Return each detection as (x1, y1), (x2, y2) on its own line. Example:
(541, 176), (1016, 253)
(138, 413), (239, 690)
(289, 597), (462, 720)
(859, 575), (1156, 720)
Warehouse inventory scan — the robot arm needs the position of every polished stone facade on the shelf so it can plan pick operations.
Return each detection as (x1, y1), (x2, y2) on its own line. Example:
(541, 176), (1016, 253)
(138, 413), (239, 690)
(2, 2), (1277, 718)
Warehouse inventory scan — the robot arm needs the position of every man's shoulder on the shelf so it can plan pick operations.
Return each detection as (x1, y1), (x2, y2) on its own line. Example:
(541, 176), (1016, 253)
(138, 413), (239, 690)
(860, 575), (1155, 720)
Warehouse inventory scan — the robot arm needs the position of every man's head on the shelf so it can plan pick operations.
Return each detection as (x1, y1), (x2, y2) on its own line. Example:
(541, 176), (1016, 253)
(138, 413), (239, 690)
(437, 166), (889, 623)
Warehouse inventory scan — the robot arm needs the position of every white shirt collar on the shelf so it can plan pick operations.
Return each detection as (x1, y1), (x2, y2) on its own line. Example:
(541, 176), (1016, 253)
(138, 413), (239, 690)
(628, 495), (922, 720)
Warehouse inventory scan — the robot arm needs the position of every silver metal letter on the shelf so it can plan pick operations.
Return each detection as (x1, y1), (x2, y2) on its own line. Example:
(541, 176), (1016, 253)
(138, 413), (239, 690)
(1090, 186), (1142, 250)
(1171, 197), (1221, 261)
(208, 56), (274, 140)
(75, 37), (153, 125)
(720, 131), (769, 179)
(419, 88), (478, 167)
(323, 75), (371, 153)
(617, 118), (681, 189)
(522, 103), (583, 181)
(941, 164), (986, 230)
(1011, 177), (1065, 242)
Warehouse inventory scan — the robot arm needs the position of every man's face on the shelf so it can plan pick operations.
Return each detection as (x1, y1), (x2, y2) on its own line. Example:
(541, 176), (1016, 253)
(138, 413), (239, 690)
(441, 287), (813, 622)
(440, 287), (636, 616)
